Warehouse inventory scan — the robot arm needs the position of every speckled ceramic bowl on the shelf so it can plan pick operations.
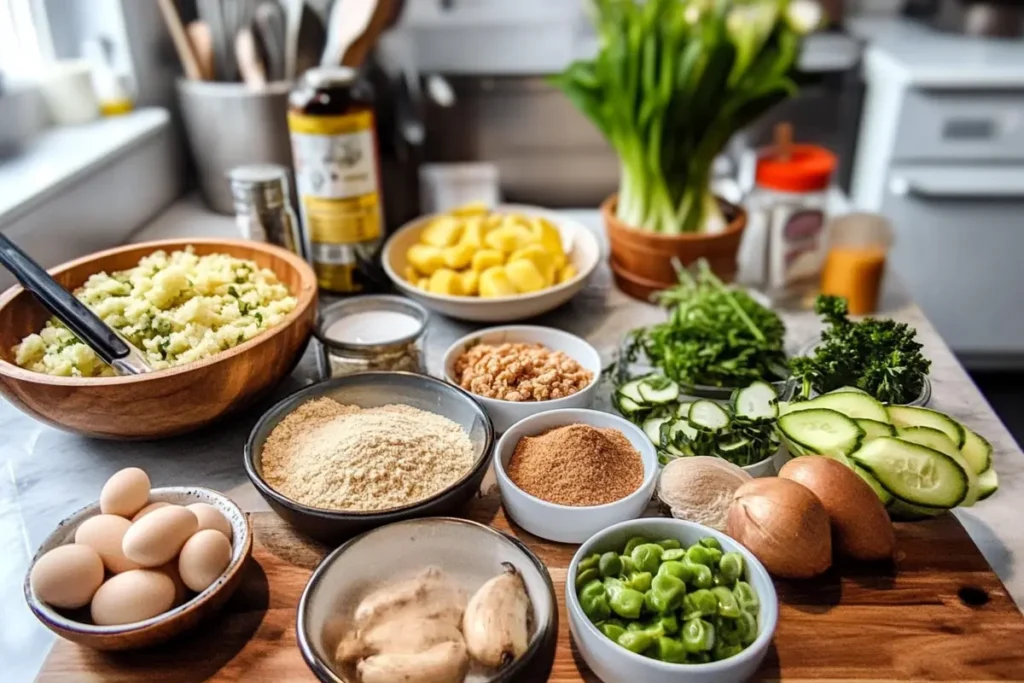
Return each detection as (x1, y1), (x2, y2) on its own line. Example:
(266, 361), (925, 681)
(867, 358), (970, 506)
(244, 372), (495, 543)
(297, 517), (558, 683)
(24, 486), (252, 651)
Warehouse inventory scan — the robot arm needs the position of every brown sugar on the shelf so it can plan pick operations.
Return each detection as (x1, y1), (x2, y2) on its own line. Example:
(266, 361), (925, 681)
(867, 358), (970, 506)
(506, 424), (645, 506)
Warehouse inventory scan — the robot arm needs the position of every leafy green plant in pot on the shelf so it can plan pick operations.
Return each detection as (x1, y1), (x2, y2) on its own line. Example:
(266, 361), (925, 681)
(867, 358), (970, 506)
(552, 0), (821, 300)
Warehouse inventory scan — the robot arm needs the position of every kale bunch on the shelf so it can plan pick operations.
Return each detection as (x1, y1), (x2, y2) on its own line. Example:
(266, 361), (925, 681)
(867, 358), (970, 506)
(790, 295), (931, 404)
(622, 261), (788, 387)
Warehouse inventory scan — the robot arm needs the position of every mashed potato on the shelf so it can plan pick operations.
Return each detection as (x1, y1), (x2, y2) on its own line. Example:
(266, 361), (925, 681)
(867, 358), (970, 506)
(14, 248), (298, 377)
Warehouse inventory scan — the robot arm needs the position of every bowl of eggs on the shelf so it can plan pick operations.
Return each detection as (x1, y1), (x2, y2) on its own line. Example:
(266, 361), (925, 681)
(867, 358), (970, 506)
(24, 468), (252, 650)
(382, 204), (601, 322)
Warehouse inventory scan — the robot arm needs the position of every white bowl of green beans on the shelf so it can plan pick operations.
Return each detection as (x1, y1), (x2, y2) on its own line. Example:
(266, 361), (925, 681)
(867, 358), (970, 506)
(566, 517), (778, 683)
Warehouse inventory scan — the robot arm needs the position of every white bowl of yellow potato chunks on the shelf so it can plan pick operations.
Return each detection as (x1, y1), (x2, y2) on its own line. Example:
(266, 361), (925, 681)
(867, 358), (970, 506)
(382, 203), (600, 322)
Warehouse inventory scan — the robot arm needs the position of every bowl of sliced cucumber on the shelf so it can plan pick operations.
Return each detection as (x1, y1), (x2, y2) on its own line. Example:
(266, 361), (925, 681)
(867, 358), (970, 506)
(775, 387), (999, 519)
(613, 375), (783, 477)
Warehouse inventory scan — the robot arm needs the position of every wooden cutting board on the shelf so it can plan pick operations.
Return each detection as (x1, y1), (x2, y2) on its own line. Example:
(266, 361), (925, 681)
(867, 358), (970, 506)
(37, 491), (1024, 682)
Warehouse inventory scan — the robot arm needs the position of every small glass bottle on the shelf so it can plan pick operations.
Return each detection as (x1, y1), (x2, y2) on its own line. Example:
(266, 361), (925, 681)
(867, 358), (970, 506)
(745, 127), (836, 309)
(288, 66), (385, 295)
(228, 164), (308, 260)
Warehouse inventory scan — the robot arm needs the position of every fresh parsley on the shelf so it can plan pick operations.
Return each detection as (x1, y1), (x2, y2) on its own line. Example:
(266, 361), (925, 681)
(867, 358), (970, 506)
(789, 295), (931, 404)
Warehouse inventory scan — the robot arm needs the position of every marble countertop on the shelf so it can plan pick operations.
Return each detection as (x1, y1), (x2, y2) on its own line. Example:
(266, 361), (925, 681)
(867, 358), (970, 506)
(2, 199), (1021, 681)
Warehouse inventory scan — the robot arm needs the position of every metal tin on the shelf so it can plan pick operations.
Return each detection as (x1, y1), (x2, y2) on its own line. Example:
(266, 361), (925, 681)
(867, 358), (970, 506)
(315, 295), (429, 377)
(228, 164), (308, 260)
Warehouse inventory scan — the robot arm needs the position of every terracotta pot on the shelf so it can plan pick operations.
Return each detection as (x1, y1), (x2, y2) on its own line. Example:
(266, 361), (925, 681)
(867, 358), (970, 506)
(602, 194), (747, 299)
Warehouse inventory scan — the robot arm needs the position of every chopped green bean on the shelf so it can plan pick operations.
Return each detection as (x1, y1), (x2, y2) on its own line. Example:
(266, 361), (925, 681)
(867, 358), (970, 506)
(682, 618), (716, 653)
(599, 552), (623, 578)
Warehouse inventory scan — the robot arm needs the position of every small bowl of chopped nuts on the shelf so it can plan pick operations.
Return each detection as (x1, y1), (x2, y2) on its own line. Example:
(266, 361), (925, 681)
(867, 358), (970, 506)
(442, 325), (603, 433)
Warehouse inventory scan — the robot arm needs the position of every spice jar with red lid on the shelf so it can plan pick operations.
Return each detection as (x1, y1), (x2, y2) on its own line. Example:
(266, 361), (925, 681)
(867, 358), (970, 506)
(744, 125), (837, 308)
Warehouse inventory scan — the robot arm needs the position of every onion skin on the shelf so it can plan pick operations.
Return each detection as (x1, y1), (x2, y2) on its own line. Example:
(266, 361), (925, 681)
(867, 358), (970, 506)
(727, 478), (832, 579)
(779, 456), (895, 562)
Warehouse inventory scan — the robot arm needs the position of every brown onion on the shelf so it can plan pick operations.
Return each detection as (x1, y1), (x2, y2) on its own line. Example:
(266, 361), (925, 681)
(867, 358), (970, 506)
(779, 456), (895, 561)
(727, 478), (832, 579)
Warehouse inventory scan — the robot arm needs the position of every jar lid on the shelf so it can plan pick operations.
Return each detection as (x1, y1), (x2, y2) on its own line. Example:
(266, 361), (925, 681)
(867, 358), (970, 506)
(756, 145), (837, 193)
(228, 164), (291, 211)
(315, 295), (429, 353)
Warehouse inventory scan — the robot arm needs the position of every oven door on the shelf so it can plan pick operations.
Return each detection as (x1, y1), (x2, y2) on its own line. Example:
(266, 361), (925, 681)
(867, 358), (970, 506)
(882, 165), (1024, 365)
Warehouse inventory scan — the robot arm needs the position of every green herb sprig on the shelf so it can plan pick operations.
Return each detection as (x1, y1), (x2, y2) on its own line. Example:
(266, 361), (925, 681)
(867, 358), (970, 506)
(790, 295), (931, 404)
(620, 260), (787, 387)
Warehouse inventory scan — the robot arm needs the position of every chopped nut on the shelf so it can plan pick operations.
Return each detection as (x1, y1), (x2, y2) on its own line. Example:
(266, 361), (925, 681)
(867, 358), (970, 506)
(452, 342), (593, 402)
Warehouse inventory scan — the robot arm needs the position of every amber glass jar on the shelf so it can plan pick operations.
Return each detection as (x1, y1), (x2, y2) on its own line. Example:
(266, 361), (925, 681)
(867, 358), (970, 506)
(288, 67), (384, 294)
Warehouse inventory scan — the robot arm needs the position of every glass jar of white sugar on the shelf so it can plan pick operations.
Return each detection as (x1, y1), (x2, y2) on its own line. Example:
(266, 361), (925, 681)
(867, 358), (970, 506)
(315, 296), (428, 378)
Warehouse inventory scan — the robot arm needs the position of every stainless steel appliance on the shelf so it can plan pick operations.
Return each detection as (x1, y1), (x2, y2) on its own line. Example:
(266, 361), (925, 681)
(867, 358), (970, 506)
(850, 18), (1024, 364)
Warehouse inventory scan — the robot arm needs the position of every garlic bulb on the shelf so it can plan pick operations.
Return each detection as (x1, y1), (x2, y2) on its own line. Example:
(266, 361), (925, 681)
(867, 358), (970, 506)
(657, 456), (752, 532)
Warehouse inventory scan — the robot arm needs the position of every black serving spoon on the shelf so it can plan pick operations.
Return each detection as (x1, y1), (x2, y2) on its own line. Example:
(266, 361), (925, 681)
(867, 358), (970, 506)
(0, 234), (151, 375)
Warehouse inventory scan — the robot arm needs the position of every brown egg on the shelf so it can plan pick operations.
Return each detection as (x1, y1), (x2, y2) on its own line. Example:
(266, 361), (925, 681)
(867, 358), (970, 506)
(178, 529), (232, 593)
(30, 544), (105, 609)
(74, 514), (139, 574)
(99, 468), (150, 518)
(90, 569), (175, 626)
(186, 503), (232, 540)
(122, 505), (198, 567)
(132, 501), (171, 522)
(154, 561), (189, 606)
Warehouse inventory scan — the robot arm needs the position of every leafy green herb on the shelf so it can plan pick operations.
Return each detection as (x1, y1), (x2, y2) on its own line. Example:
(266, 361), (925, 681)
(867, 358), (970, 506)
(228, 285), (240, 298)
(790, 295), (930, 404)
(551, 0), (816, 234)
(620, 261), (787, 387)
(253, 311), (263, 326)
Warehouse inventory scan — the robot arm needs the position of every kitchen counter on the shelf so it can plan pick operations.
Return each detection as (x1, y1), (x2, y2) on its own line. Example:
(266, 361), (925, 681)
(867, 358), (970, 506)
(2, 199), (1022, 681)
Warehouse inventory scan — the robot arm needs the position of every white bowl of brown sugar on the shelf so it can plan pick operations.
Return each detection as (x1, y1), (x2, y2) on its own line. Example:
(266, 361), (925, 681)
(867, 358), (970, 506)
(494, 409), (659, 543)
(442, 325), (602, 433)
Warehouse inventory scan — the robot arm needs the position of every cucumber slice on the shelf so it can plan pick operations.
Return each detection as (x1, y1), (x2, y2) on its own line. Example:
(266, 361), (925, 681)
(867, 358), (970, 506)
(896, 426), (980, 507)
(688, 401), (730, 432)
(978, 468), (999, 501)
(777, 408), (864, 456)
(666, 419), (699, 446)
(850, 437), (968, 509)
(827, 386), (869, 395)
(638, 376), (680, 405)
(960, 426), (993, 475)
(642, 416), (671, 446)
(675, 401), (694, 418)
(732, 381), (779, 421)
(616, 395), (645, 417)
(856, 418), (897, 441)
(887, 498), (945, 521)
(784, 392), (889, 423)
(617, 379), (646, 405)
(886, 405), (965, 449)
(853, 464), (893, 505)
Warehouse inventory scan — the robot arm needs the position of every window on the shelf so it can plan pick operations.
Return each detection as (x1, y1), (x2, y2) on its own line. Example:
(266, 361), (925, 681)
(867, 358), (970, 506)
(0, 0), (50, 78)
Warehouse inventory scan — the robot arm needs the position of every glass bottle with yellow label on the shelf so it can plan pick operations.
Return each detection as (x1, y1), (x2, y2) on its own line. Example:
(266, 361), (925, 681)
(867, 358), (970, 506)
(288, 67), (385, 294)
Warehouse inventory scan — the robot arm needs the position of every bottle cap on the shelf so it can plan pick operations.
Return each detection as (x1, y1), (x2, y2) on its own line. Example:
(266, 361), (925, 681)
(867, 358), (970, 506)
(756, 144), (837, 193)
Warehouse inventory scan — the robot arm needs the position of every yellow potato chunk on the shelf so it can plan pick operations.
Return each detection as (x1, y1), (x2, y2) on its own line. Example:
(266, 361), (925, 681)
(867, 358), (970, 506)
(484, 213), (504, 231)
(471, 249), (505, 273)
(484, 224), (535, 254)
(428, 269), (464, 296)
(449, 201), (489, 217)
(442, 243), (475, 270)
(407, 244), (445, 275)
(479, 266), (516, 297)
(559, 263), (578, 283)
(459, 217), (486, 249)
(421, 217), (464, 248)
(415, 277), (430, 291)
(509, 244), (556, 286)
(530, 217), (564, 253)
(403, 265), (418, 283)
(461, 270), (479, 296)
(505, 259), (546, 294)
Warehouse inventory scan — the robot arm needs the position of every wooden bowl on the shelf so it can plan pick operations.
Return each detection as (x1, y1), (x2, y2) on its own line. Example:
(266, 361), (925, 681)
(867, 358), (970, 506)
(24, 487), (253, 651)
(0, 239), (317, 439)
